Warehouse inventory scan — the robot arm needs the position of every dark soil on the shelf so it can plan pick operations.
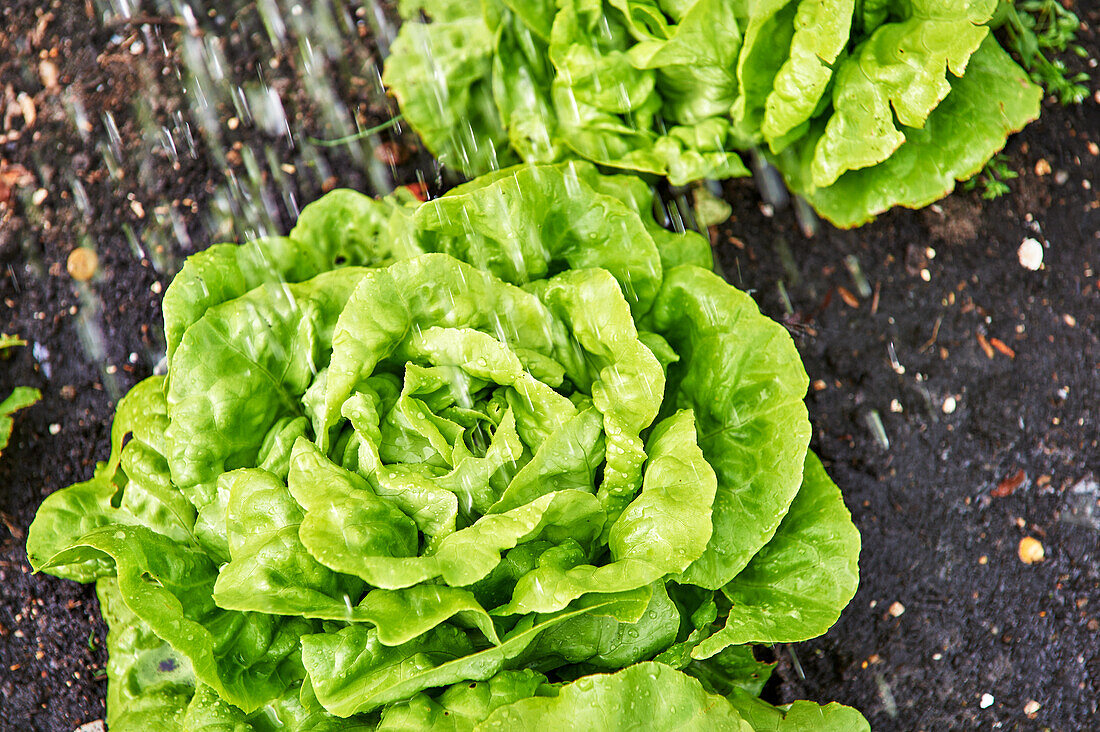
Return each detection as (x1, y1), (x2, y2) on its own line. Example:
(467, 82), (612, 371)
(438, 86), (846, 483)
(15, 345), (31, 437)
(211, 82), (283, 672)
(1, 2), (1097, 731)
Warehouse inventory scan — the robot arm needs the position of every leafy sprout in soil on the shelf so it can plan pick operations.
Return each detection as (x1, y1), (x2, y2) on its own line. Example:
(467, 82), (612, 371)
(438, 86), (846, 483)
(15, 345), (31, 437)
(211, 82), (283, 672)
(995, 0), (1092, 105)
(0, 335), (41, 456)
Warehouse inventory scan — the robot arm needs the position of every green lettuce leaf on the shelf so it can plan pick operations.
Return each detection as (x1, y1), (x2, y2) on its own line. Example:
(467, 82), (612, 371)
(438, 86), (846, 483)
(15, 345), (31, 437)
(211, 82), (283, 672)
(761, 0), (855, 148)
(0, 385), (40, 454)
(97, 578), (194, 731)
(615, 0), (744, 124)
(730, 0), (800, 141)
(179, 682), (374, 731)
(211, 468), (367, 620)
(489, 8), (562, 164)
(683, 645), (776, 698)
(649, 265), (810, 589)
(780, 36), (1042, 226)
(411, 162), (665, 315)
(477, 662), (755, 730)
(693, 451), (860, 658)
(27, 376), (194, 582)
(41, 526), (313, 714)
(494, 410), (716, 616)
(377, 670), (553, 731)
(809, 0), (998, 187)
(166, 269), (367, 553)
(383, 12), (517, 175)
(517, 581), (680, 669)
(727, 689), (871, 731)
(303, 589), (651, 717)
(163, 189), (414, 362)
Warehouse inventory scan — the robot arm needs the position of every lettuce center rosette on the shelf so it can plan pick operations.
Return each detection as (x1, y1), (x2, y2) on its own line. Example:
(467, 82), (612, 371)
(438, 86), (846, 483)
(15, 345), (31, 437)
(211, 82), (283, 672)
(27, 163), (864, 730)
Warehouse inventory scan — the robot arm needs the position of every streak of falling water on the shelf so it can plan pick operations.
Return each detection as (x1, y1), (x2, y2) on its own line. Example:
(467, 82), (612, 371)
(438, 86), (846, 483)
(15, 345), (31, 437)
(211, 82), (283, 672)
(47, 0), (415, 384)
(366, 0), (396, 58)
(258, 0), (288, 50)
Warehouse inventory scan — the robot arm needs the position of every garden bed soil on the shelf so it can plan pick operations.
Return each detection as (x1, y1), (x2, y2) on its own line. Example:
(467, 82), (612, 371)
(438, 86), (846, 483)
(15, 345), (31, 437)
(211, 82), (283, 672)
(1, 2), (1097, 730)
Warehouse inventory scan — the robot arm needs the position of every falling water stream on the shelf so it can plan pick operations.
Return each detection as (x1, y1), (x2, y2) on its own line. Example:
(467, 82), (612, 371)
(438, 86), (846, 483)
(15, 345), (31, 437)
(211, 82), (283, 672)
(43, 0), (421, 391)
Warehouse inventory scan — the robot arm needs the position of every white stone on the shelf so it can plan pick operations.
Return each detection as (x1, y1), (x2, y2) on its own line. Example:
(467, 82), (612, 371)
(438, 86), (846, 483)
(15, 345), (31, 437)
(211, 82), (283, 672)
(1018, 238), (1044, 270)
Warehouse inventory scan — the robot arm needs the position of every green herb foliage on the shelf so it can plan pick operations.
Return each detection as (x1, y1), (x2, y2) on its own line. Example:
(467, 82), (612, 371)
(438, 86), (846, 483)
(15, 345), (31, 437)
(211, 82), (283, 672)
(961, 153), (1019, 199)
(29, 162), (864, 730)
(385, 1), (1044, 227)
(995, 0), (1091, 105)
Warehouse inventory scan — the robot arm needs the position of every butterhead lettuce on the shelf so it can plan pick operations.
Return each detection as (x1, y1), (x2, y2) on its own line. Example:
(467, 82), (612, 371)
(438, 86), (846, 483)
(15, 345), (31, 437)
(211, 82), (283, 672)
(28, 162), (865, 729)
(385, 0), (1042, 227)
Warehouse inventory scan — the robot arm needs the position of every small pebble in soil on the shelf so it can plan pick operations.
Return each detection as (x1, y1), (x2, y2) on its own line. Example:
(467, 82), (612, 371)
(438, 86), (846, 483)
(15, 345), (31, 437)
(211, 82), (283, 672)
(980, 693), (995, 709)
(942, 396), (957, 414)
(48, 424), (60, 435)
(1024, 700), (1041, 715)
(1018, 238), (1044, 270)
(67, 247), (99, 282)
(1018, 536), (1045, 564)
(888, 601), (905, 617)
(38, 59), (59, 90)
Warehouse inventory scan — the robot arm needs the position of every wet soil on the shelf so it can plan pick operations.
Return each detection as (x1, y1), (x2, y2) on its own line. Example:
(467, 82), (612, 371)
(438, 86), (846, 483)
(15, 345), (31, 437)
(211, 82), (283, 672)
(0, 2), (1097, 731)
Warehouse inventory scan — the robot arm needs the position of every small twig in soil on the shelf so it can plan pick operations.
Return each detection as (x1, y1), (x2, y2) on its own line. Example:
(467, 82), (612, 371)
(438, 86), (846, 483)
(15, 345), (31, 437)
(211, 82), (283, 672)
(920, 315), (943, 352)
(0, 512), (23, 540)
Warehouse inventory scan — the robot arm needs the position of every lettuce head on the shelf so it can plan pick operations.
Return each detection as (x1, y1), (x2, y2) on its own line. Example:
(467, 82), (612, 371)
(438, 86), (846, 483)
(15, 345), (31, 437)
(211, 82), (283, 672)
(28, 162), (865, 730)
